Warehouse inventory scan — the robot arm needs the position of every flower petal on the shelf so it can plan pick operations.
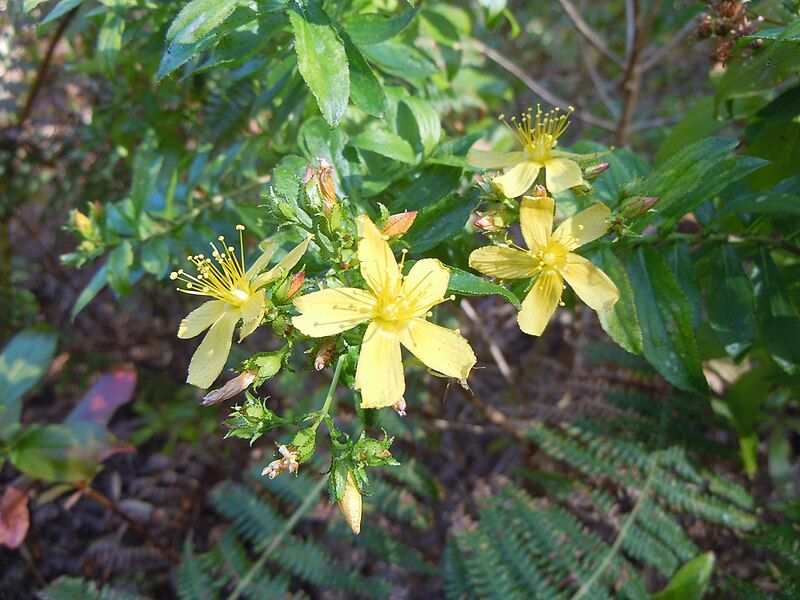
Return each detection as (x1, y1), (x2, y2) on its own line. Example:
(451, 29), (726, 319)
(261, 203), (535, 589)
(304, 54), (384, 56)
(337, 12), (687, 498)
(178, 300), (227, 339)
(356, 322), (404, 409)
(239, 289), (266, 341)
(187, 309), (238, 388)
(252, 235), (312, 288)
(552, 202), (611, 250)
(493, 161), (541, 198)
(563, 253), (620, 312)
(543, 157), (584, 194)
(467, 149), (525, 169)
(357, 215), (401, 296)
(518, 272), (563, 336)
(519, 195), (555, 251)
(399, 318), (476, 380)
(292, 287), (375, 337)
(402, 258), (450, 317)
(244, 240), (277, 279)
(469, 246), (538, 279)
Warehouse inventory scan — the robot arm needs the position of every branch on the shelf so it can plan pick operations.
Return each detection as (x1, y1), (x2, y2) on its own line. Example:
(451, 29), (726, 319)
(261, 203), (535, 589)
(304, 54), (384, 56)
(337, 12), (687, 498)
(639, 18), (697, 72)
(470, 38), (616, 131)
(555, 0), (625, 67)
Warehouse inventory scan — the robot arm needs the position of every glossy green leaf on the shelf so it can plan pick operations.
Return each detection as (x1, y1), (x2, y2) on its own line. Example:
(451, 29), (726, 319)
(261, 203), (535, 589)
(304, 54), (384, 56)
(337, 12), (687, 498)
(403, 192), (479, 252)
(664, 242), (701, 329)
(448, 267), (520, 309)
(106, 241), (134, 296)
(0, 328), (57, 441)
(627, 245), (708, 395)
(753, 248), (800, 375)
(591, 247), (642, 355)
(40, 0), (83, 25)
(71, 264), (108, 320)
(140, 237), (170, 276)
(351, 129), (415, 164)
(344, 8), (419, 46)
(289, 1), (350, 127)
(707, 245), (756, 360)
(362, 41), (437, 79)
(166, 0), (242, 45)
(397, 97), (441, 156)
(334, 25), (387, 117)
(158, 37), (216, 81)
(652, 552), (715, 600)
(570, 141), (650, 210)
(655, 97), (727, 165)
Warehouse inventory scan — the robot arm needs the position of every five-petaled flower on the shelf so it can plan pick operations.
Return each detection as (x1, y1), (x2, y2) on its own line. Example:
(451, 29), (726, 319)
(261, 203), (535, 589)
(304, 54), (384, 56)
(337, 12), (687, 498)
(292, 216), (476, 409)
(468, 105), (585, 198)
(172, 226), (311, 388)
(469, 195), (619, 336)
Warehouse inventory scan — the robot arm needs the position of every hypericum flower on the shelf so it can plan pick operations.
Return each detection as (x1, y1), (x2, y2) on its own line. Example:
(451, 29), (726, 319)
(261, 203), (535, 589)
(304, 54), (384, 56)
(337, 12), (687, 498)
(469, 196), (619, 336)
(467, 105), (586, 197)
(292, 216), (476, 409)
(262, 445), (300, 479)
(172, 227), (311, 388)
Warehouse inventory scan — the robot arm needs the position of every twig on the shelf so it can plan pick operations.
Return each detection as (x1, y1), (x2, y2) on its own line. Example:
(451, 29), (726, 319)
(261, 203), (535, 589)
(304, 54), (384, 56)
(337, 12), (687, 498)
(578, 39), (620, 118)
(629, 115), (681, 132)
(77, 484), (179, 564)
(469, 38), (616, 131)
(614, 0), (643, 145)
(555, 0), (625, 67)
(639, 18), (697, 73)
(460, 299), (515, 385)
(227, 474), (329, 600)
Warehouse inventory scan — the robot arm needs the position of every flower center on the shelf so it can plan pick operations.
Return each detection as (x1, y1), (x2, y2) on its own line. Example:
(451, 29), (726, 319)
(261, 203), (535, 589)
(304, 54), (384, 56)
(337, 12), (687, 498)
(532, 241), (568, 276)
(500, 105), (573, 163)
(171, 225), (254, 307)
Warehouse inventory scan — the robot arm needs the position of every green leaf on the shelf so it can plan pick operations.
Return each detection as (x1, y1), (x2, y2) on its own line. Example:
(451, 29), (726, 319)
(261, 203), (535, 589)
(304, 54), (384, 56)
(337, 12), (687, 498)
(361, 41), (437, 79)
(0, 328), (57, 441)
(652, 552), (715, 600)
(40, 0), (83, 25)
(97, 10), (124, 76)
(158, 37), (215, 81)
(655, 97), (727, 166)
(334, 25), (387, 117)
(752, 248), (800, 375)
(166, 0), (242, 45)
(106, 241), (134, 296)
(71, 264), (107, 320)
(390, 164), (463, 211)
(707, 245), (756, 361)
(591, 247), (642, 355)
(140, 237), (170, 276)
(403, 192), (479, 252)
(351, 129), (415, 164)
(9, 423), (127, 483)
(447, 267), (520, 309)
(288, 1), (350, 127)
(664, 242), (701, 329)
(397, 97), (441, 156)
(343, 8), (419, 46)
(714, 192), (800, 219)
(627, 245), (708, 395)
(569, 141), (649, 210)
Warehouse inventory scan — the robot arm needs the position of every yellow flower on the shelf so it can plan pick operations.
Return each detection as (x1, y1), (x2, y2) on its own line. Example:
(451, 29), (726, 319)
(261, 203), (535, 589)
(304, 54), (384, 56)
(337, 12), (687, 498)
(468, 105), (585, 197)
(292, 216), (476, 409)
(172, 226), (311, 388)
(469, 196), (619, 336)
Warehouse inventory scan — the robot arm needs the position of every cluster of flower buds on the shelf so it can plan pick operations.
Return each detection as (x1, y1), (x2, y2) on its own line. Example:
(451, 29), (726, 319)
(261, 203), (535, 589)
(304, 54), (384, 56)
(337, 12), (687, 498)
(696, 1), (763, 63)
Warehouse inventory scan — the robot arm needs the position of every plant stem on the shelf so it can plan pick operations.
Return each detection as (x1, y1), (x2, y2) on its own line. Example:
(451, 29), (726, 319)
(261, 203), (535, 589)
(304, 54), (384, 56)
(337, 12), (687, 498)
(227, 473), (329, 600)
(313, 354), (346, 431)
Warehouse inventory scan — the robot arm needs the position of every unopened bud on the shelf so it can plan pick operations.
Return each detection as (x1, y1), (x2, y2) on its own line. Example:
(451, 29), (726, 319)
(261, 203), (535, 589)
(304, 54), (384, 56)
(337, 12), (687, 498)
(474, 215), (502, 232)
(317, 158), (337, 212)
(619, 195), (660, 220)
(532, 184), (548, 198)
(314, 339), (336, 371)
(584, 162), (610, 179)
(338, 472), (362, 535)
(72, 210), (93, 237)
(392, 398), (407, 417)
(380, 211), (417, 238)
(201, 370), (257, 406)
(275, 269), (306, 303)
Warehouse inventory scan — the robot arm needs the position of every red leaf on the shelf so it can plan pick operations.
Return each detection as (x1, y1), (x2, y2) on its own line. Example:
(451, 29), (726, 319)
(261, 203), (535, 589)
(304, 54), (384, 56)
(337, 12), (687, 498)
(66, 368), (137, 426)
(0, 487), (30, 549)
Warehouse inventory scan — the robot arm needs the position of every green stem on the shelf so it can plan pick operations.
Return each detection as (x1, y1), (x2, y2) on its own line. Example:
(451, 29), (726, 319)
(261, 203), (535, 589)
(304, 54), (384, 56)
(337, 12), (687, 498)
(570, 453), (660, 600)
(227, 474), (329, 600)
(313, 354), (346, 431)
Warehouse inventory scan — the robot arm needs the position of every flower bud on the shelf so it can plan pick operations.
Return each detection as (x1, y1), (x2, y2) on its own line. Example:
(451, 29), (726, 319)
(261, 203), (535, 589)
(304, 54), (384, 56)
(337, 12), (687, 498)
(532, 184), (548, 198)
(338, 472), (362, 535)
(380, 211), (417, 238)
(392, 398), (407, 417)
(584, 162), (610, 180)
(72, 210), (93, 237)
(619, 196), (660, 220)
(274, 269), (306, 303)
(473, 214), (503, 233)
(305, 158), (338, 214)
(314, 339), (336, 371)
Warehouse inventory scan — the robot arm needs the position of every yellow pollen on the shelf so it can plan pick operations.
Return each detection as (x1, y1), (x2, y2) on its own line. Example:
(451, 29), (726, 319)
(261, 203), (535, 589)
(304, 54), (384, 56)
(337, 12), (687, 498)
(542, 252), (557, 266)
(499, 104), (574, 162)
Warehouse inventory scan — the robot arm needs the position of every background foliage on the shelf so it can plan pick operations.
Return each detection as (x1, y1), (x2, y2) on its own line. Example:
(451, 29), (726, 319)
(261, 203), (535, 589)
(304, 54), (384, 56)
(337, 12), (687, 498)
(2, 0), (800, 598)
